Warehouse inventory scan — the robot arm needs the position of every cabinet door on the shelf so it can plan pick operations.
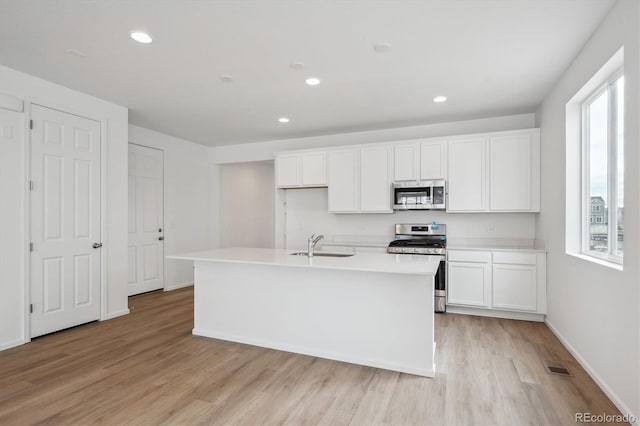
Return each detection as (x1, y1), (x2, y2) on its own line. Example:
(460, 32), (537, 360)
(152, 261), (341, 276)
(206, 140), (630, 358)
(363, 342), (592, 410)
(301, 151), (327, 186)
(489, 133), (533, 211)
(328, 149), (359, 212)
(492, 264), (537, 311)
(393, 142), (418, 181)
(276, 154), (299, 187)
(447, 261), (490, 307)
(420, 140), (446, 180)
(447, 138), (486, 212)
(360, 145), (393, 213)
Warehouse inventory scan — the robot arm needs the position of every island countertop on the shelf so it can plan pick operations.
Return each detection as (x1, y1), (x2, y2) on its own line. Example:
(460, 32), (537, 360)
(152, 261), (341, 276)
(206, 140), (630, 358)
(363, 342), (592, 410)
(168, 247), (440, 276)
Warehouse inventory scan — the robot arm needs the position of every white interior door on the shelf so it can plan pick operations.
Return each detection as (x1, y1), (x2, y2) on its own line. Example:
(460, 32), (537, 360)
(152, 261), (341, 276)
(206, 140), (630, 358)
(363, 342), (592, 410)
(128, 143), (164, 296)
(30, 105), (101, 338)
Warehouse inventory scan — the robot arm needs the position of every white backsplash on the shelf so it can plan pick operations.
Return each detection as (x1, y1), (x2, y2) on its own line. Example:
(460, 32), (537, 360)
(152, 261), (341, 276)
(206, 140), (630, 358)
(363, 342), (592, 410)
(284, 188), (536, 250)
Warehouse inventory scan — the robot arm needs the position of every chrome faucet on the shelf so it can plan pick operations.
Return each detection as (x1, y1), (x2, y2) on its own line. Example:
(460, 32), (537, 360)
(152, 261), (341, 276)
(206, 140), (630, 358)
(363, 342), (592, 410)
(307, 234), (324, 257)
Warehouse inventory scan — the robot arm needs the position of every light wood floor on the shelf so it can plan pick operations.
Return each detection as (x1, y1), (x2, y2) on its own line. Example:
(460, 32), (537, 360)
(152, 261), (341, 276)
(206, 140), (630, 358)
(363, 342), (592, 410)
(0, 287), (622, 425)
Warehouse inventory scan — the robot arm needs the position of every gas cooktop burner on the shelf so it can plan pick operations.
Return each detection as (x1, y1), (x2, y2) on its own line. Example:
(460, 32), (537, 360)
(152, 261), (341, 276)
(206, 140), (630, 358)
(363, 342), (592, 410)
(386, 223), (447, 255)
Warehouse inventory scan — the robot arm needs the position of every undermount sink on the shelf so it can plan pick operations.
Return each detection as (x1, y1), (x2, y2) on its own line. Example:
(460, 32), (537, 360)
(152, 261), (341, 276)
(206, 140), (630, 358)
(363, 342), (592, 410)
(290, 252), (355, 258)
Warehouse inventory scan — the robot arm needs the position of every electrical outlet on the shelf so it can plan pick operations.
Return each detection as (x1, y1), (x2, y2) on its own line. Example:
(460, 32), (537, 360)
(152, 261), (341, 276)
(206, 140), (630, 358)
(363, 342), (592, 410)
(487, 226), (496, 232)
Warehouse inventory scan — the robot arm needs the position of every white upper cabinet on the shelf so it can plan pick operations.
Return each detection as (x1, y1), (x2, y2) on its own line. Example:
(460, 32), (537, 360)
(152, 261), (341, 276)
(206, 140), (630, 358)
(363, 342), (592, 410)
(276, 150), (327, 188)
(276, 153), (299, 187)
(420, 140), (447, 180)
(447, 137), (486, 212)
(277, 128), (540, 214)
(328, 149), (359, 212)
(301, 151), (327, 186)
(489, 131), (540, 212)
(328, 145), (393, 213)
(447, 129), (540, 213)
(393, 142), (419, 181)
(393, 139), (447, 182)
(360, 145), (393, 213)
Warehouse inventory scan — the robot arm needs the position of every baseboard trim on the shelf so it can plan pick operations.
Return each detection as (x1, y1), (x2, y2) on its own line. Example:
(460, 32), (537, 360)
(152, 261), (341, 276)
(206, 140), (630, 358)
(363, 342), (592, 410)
(164, 281), (194, 292)
(0, 337), (26, 352)
(545, 319), (639, 425)
(104, 309), (130, 320)
(192, 327), (435, 378)
(446, 305), (545, 322)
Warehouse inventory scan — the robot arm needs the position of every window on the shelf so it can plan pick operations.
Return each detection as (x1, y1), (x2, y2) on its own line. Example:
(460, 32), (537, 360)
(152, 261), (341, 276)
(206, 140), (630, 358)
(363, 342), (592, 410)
(582, 73), (624, 262)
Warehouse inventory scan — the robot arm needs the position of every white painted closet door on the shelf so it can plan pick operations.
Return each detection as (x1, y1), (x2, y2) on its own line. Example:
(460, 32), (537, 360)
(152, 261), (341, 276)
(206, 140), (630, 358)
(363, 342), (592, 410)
(30, 105), (101, 338)
(128, 144), (164, 296)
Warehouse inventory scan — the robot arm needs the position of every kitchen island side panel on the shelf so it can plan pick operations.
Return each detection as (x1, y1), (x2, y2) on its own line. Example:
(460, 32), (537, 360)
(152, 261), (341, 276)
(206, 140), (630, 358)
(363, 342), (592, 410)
(192, 260), (435, 377)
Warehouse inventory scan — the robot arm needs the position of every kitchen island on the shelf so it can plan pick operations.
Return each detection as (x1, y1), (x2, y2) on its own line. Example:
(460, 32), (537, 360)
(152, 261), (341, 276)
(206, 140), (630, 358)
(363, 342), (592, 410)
(168, 247), (439, 377)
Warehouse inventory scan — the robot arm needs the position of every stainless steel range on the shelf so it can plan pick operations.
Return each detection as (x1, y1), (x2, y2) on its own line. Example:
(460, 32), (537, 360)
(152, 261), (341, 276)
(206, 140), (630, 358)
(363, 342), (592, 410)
(387, 223), (447, 313)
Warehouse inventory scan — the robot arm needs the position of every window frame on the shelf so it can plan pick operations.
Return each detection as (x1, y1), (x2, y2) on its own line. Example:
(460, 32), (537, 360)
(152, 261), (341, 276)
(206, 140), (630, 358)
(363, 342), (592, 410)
(580, 68), (624, 264)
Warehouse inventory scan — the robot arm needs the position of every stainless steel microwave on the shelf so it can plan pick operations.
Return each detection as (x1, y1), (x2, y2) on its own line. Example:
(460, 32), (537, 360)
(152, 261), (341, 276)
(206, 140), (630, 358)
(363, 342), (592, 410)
(392, 180), (446, 210)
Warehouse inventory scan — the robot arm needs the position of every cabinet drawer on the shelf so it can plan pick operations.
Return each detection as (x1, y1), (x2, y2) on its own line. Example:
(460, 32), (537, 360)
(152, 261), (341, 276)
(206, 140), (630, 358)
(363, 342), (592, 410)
(447, 250), (490, 263)
(492, 252), (537, 265)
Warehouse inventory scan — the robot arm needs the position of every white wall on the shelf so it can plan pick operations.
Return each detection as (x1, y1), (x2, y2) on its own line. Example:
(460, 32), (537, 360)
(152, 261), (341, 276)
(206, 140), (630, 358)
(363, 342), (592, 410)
(213, 113), (535, 164)
(535, 0), (639, 418)
(284, 188), (535, 250)
(0, 106), (26, 351)
(128, 125), (211, 291)
(0, 65), (129, 350)
(218, 161), (275, 249)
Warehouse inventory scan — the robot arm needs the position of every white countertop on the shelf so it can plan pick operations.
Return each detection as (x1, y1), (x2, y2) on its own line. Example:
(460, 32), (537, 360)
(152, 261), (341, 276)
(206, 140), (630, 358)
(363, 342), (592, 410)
(447, 244), (546, 253)
(446, 237), (546, 253)
(168, 247), (441, 275)
(321, 240), (389, 248)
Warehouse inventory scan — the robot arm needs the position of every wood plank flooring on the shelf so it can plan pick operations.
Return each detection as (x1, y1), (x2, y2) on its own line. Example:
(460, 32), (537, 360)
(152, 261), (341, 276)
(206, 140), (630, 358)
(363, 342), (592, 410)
(0, 287), (623, 425)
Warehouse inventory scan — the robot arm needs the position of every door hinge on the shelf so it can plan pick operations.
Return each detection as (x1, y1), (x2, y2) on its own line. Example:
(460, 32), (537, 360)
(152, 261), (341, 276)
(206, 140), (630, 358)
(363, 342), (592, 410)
(29, 242), (33, 252)
(29, 181), (34, 191)
(29, 120), (34, 130)
(30, 304), (33, 313)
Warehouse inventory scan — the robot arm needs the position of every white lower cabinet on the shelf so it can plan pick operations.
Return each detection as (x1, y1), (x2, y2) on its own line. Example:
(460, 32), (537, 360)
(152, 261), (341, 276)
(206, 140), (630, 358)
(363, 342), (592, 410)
(447, 250), (491, 307)
(447, 249), (546, 318)
(447, 261), (490, 307)
(492, 264), (537, 311)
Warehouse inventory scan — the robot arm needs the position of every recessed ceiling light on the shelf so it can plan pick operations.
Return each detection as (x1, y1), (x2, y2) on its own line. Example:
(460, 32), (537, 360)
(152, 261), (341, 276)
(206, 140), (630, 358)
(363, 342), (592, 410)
(305, 77), (321, 86)
(130, 31), (153, 44)
(65, 48), (87, 58)
(289, 62), (305, 70)
(373, 43), (391, 53)
(278, 117), (290, 123)
(219, 75), (234, 83)
(433, 96), (448, 103)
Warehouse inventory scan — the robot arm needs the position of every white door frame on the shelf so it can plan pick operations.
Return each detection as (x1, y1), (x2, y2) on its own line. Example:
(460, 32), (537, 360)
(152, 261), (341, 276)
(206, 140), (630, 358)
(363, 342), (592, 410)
(24, 99), (108, 341)
(128, 142), (165, 293)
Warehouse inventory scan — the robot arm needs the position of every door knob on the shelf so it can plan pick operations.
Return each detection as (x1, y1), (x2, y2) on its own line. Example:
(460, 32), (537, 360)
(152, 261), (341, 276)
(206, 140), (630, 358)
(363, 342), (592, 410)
(92, 243), (103, 249)
(159, 236), (164, 241)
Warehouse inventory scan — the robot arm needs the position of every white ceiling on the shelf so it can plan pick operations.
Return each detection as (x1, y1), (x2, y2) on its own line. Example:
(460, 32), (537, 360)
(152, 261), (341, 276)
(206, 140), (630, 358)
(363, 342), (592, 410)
(0, 0), (614, 146)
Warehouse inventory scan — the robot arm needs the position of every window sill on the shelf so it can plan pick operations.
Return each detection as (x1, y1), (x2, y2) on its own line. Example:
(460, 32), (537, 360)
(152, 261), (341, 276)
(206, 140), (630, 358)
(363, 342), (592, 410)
(568, 252), (623, 271)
